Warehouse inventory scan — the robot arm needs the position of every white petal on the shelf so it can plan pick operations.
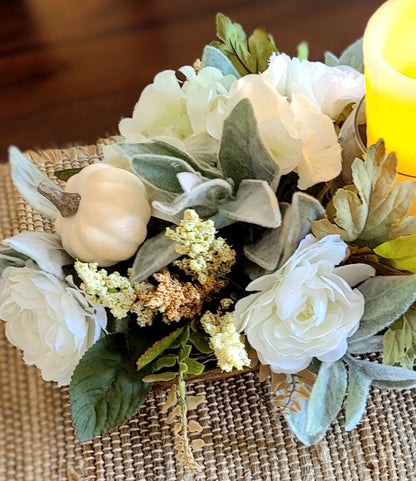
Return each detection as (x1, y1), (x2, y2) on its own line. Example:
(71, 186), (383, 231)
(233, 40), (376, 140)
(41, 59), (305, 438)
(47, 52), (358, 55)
(334, 264), (375, 287)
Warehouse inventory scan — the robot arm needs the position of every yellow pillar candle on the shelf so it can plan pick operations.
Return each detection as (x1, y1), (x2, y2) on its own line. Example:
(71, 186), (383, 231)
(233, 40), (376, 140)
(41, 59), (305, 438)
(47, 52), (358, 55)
(363, 0), (416, 179)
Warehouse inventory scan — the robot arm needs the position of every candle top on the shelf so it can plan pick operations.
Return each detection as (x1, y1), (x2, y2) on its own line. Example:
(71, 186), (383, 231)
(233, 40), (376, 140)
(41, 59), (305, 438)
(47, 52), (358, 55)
(364, 0), (416, 81)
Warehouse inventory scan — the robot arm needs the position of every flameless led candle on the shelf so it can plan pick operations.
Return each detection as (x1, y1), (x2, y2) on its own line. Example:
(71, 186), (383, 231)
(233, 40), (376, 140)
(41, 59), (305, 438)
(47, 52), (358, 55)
(363, 0), (416, 179)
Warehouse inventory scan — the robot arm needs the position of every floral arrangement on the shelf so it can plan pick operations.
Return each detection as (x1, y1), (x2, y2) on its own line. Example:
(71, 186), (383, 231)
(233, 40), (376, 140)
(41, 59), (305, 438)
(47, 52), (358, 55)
(2, 14), (416, 473)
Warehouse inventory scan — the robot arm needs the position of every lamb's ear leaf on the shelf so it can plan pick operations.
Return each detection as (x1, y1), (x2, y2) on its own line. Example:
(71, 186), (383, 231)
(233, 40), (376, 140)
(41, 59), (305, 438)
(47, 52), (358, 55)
(343, 353), (416, 430)
(9, 146), (59, 219)
(129, 232), (179, 283)
(3, 232), (72, 278)
(285, 360), (347, 446)
(244, 192), (325, 274)
(344, 367), (372, 431)
(218, 99), (280, 190)
(116, 141), (221, 179)
(324, 38), (363, 72)
(284, 398), (325, 446)
(218, 179), (281, 228)
(305, 360), (347, 437)
(349, 274), (416, 343)
(70, 333), (151, 442)
(200, 45), (241, 77)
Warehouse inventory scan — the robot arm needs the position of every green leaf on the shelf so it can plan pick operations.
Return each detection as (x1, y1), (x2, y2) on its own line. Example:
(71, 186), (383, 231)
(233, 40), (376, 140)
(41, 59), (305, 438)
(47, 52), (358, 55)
(126, 322), (174, 363)
(349, 274), (416, 343)
(219, 99), (280, 191)
(374, 234), (416, 273)
(200, 45), (241, 77)
(143, 371), (178, 382)
(383, 309), (416, 369)
(305, 361), (347, 437)
(325, 38), (363, 73)
(9, 146), (59, 219)
(189, 330), (213, 354)
(247, 28), (279, 72)
(184, 358), (205, 376)
(70, 333), (151, 442)
(129, 232), (179, 283)
(54, 167), (82, 181)
(297, 41), (309, 60)
(211, 13), (278, 75)
(152, 355), (178, 372)
(179, 343), (192, 363)
(136, 326), (186, 371)
(311, 140), (416, 248)
(3, 232), (72, 279)
(218, 179), (281, 228)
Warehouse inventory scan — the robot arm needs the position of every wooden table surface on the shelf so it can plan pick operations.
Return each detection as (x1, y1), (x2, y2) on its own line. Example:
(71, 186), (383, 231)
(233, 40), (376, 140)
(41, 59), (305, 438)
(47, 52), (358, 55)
(0, 0), (385, 162)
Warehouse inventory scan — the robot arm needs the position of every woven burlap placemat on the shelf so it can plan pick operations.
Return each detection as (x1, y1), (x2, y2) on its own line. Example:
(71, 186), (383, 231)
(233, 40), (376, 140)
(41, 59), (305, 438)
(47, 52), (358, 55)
(1, 145), (416, 481)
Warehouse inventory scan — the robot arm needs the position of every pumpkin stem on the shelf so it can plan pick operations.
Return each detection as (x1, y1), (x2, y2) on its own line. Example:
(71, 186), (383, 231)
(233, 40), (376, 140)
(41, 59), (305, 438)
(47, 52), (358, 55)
(37, 182), (81, 217)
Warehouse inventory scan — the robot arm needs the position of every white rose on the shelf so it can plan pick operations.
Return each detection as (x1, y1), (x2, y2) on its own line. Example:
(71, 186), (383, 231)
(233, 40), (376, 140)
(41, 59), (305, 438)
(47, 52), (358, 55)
(265, 53), (365, 120)
(234, 235), (374, 374)
(0, 265), (107, 386)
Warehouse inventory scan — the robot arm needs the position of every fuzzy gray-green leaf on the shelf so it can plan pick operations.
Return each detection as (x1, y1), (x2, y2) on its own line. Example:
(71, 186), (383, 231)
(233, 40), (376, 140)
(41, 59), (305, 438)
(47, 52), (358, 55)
(131, 155), (197, 193)
(285, 398), (325, 446)
(344, 367), (371, 431)
(153, 178), (233, 218)
(305, 361), (347, 437)
(9, 146), (59, 219)
(347, 335), (384, 355)
(129, 232), (179, 283)
(349, 274), (416, 343)
(219, 179), (281, 228)
(117, 141), (220, 179)
(244, 192), (325, 274)
(243, 203), (289, 272)
(219, 99), (280, 191)
(4, 232), (72, 279)
(325, 38), (363, 73)
(344, 354), (416, 383)
(278, 192), (326, 267)
(201, 45), (241, 77)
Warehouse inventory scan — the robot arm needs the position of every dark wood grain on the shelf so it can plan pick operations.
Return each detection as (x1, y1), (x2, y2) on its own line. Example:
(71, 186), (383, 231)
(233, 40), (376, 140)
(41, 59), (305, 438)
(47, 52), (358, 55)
(0, 0), (385, 161)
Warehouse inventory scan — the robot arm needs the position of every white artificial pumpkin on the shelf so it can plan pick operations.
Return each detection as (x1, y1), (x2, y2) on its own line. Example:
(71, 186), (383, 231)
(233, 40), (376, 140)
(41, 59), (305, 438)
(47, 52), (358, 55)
(54, 163), (151, 266)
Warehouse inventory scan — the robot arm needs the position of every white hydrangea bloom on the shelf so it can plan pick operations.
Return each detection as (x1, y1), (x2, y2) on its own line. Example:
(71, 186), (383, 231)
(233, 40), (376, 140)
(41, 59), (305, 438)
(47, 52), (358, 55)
(227, 72), (342, 188)
(265, 53), (365, 120)
(119, 66), (236, 163)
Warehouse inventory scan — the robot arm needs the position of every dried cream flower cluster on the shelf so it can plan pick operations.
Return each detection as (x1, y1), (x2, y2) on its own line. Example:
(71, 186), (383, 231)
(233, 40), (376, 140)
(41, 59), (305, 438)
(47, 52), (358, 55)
(201, 309), (250, 372)
(165, 209), (236, 284)
(74, 261), (135, 319)
(76, 210), (237, 330)
(138, 270), (226, 324)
